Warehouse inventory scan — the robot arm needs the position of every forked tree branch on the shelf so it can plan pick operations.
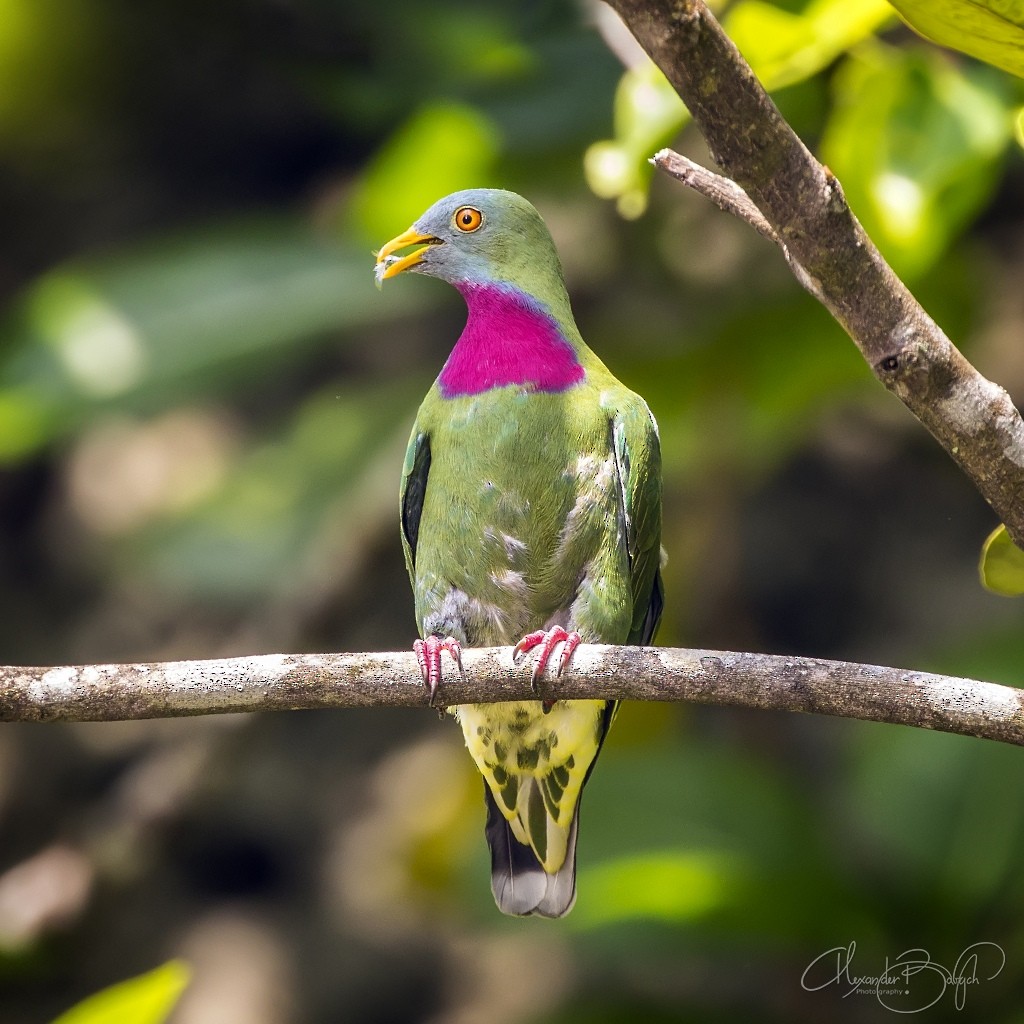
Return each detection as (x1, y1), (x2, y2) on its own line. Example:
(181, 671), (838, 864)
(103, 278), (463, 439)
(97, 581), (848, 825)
(606, 0), (1024, 547)
(2, 647), (1024, 746)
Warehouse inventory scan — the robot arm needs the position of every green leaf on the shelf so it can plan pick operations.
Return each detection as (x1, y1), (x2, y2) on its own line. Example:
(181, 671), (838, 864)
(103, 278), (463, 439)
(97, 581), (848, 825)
(821, 45), (1012, 278)
(888, 0), (1024, 78)
(49, 961), (190, 1024)
(727, 0), (895, 91)
(979, 524), (1024, 596)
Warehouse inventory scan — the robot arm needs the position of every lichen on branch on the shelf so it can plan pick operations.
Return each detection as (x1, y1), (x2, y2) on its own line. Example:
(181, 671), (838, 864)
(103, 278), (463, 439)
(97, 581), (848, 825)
(2, 646), (1024, 747)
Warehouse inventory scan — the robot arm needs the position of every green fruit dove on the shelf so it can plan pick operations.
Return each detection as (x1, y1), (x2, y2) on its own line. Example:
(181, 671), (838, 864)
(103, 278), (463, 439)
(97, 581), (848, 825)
(375, 189), (663, 917)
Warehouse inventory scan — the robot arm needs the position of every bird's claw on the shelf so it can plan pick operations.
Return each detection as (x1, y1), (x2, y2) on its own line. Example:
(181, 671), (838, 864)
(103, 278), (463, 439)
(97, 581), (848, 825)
(414, 635), (463, 708)
(513, 626), (582, 693)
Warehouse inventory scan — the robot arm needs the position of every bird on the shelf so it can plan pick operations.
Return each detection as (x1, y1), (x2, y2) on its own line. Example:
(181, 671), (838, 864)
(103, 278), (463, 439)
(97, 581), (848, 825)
(375, 188), (663, 918)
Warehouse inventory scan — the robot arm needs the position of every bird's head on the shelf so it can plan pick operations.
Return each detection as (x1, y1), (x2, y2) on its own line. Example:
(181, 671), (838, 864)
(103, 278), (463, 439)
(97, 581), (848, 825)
(374, 189), (565, 297)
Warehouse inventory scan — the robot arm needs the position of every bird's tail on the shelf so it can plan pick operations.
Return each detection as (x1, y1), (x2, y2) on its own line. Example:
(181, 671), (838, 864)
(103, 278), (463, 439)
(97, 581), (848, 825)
(483, 782), (579, 918)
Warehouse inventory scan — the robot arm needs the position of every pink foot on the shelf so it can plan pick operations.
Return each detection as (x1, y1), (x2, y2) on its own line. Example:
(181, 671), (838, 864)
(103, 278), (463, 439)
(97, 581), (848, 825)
(513, 626), (582, 689)
(414, 635), (463, 706)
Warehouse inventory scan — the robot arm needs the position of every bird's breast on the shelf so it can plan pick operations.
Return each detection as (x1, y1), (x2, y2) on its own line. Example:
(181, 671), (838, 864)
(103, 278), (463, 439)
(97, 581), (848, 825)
(439, 283), (585, 397)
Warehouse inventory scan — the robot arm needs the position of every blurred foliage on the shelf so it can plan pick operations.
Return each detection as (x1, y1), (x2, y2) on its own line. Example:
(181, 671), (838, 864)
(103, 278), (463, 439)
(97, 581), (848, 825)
(821, 44), (1013, 278)
(352, 103), (500, 242)
(585, 0), (896, 216)
(889, 0), (1024, 78)
(587, 0), (1021, 281)
(50, 962), (189, 1024)
(0, 0), (1023, 1023)
(0, 221), (429, 460)
(980, 524), (1024, 596)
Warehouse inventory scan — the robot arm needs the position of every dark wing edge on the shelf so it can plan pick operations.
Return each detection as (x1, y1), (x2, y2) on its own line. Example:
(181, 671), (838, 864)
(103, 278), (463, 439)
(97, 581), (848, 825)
(610, 400), (664, 647)
(400, 429), (431, 574)
(639, 565), (664, 646)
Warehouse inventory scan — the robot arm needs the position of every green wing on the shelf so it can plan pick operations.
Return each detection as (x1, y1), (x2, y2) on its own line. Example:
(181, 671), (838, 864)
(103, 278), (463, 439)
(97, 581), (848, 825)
(607, 394), (664, 645)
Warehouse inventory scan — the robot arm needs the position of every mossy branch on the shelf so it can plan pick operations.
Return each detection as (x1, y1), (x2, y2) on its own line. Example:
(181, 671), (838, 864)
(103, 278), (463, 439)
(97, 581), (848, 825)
(2, 646), (1023, 746)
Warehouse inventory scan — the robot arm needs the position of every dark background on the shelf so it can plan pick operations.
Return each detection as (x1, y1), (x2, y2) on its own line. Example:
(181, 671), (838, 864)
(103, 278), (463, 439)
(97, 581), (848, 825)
(1, 0), (1024, 1020)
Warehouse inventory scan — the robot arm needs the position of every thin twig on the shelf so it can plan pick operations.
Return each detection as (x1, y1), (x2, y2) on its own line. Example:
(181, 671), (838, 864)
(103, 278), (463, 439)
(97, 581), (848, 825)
(2, 647), (1023, 746)
(654, 150), (775, 241)
(609, 0), (1024, 546)
(651, 149), (825, 301)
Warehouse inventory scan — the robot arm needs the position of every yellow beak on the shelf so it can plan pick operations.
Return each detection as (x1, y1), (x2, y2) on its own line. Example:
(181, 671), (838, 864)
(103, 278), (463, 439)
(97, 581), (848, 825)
(374, 227), (440, 283)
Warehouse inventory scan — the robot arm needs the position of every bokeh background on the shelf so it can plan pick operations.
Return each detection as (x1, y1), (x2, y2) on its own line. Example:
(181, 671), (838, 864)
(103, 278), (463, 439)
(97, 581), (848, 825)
(2, 0), (1024, 1020)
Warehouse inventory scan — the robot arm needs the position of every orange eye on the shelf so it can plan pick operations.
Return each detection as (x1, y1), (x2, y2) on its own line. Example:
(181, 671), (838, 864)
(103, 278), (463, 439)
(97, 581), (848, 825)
(453, 206), (483, 232)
